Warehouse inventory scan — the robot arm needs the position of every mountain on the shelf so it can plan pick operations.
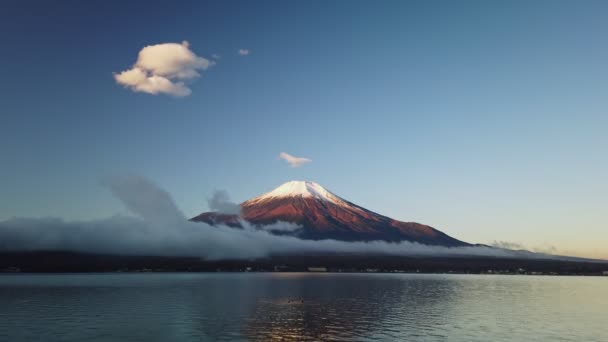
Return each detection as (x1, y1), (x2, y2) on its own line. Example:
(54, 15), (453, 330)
(192, 181), (469, 247)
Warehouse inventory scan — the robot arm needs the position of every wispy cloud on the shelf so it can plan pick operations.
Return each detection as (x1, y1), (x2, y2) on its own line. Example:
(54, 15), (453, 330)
(279, 152), (312, 168)
(491, 240), (526, 250)
(492, 240), (559, 255)
(207, 190), (241, 215)
(114, 41), (210, 97)
(238, 49), (250, 56)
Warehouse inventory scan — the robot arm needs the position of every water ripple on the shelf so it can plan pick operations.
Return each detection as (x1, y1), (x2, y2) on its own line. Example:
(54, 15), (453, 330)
(0, 273), (606, 341)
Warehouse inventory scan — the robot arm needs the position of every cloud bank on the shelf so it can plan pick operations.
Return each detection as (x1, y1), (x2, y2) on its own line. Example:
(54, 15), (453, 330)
(279, 152), (312, 168)
(0, 176), (576, 261)
(114, 41), (210, 97)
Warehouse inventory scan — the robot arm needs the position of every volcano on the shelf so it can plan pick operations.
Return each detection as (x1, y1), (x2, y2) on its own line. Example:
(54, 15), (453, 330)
(192, 181), (468, 247)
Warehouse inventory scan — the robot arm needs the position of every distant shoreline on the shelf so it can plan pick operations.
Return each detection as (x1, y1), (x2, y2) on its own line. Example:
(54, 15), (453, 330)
(1, 271), (607, 277)
(2, 251), (607, 276)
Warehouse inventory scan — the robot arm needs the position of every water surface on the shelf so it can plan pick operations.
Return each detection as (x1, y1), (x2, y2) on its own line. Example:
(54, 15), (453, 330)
(0, 273), (606, 341)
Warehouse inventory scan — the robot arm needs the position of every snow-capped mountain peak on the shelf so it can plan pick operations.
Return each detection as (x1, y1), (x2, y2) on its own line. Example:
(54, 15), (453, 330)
(192, 180), (469, 247)
(248, 181), (344, 205)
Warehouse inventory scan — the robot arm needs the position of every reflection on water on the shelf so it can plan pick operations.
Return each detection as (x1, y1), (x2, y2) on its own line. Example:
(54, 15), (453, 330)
(0, 273), (606, 341)
(242, 274), (459, 341)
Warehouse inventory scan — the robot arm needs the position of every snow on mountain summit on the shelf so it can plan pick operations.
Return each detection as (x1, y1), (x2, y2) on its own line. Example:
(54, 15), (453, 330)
(247, 181), (345, 205)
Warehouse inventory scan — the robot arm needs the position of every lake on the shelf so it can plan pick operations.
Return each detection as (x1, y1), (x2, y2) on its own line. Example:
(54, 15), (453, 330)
(0, 273), (606, 341)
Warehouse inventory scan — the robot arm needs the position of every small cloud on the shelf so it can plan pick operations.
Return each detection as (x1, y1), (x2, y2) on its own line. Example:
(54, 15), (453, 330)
(238, 49), (250, 56)
(114, 41), (210, 97)
(279, 152), (312, 168)
(207, 190), (241, 215)
(532, 244), (559, 255)
(211, 54), (221, 59)
(491, 240), (561, 255)
(255, 221), (302, 233)
(491, 240), (526, 250)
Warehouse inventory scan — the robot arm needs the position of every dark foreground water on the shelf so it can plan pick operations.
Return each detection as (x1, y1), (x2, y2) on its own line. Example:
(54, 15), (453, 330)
(0, 273), (606, 341)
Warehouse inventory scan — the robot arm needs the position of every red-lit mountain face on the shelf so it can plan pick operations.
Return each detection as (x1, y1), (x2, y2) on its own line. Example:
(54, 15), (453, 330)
(192, 181), (469, 247)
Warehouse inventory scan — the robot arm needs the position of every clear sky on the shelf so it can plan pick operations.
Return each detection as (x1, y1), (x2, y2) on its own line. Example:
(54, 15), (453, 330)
(1, 1), (606, 259)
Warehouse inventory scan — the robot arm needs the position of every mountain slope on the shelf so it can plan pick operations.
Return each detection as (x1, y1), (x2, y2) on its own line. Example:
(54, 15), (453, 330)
(192, 181), (468, 247)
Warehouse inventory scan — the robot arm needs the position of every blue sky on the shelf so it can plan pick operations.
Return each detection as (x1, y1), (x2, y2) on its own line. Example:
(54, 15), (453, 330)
(1, 1), (607, 258)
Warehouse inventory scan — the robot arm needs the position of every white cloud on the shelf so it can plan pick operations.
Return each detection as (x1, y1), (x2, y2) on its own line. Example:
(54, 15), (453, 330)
(207, 190), (241, 215)
(114, 41), (210, 97)
(491, 240), (560, 255)
(279, 152), (312, 168)
(211, 54), (221, 59)
(256, 221), (302, 233)
(238, 49), (250, 56)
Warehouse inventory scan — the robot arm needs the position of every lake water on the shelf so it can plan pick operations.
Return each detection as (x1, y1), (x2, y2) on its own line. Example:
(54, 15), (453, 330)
(0, 273), (606, 341)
